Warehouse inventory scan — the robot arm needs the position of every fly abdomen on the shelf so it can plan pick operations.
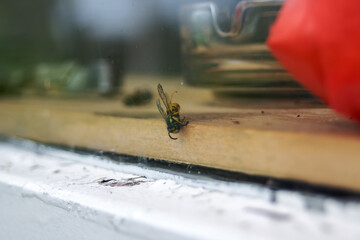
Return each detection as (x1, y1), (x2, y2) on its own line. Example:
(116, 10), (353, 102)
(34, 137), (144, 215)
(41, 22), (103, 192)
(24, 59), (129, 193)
(166, 115), (181, 133)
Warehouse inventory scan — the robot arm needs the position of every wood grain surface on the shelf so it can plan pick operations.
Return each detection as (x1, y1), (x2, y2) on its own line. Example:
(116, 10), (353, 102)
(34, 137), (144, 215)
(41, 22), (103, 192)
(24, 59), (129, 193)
(1, 76), (360, 191)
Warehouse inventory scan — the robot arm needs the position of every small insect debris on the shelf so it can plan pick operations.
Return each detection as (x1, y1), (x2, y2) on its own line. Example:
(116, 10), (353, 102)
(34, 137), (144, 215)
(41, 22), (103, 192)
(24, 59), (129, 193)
(122, 88), (153, 106)
(156, 83), (189, 140)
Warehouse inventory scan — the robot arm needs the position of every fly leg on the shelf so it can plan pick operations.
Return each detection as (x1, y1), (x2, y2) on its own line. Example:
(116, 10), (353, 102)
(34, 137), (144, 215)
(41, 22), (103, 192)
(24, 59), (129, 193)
(168, 132), (178, 140)
(173, 116), (188, 127)
(180, 117), (189, 127)
(169, 91), (178, 104)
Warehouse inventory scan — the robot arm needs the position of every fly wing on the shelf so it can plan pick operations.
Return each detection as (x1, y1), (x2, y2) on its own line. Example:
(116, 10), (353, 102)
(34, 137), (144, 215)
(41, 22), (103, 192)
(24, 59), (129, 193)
(156, 99), (167, 120)
(157, 84), (170, 112)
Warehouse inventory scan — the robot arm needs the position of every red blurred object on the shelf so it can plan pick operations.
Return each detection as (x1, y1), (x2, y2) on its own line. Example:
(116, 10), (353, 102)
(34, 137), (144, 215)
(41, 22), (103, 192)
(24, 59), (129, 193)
(267, 0), (360, 121)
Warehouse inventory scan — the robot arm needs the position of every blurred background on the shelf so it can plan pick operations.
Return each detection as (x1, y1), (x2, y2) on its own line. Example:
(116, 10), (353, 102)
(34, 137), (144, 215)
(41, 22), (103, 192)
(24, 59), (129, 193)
(0, 0), (309, 99)
(0, 0), (184, 95)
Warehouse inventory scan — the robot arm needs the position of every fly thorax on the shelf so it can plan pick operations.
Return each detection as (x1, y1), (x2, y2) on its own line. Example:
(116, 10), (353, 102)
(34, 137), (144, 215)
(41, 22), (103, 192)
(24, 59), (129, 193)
(170, 103), (180, 115)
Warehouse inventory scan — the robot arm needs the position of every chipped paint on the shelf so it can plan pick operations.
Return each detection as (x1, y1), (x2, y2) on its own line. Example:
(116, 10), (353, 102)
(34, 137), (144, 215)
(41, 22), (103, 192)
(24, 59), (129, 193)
(0, 141), (360, 239)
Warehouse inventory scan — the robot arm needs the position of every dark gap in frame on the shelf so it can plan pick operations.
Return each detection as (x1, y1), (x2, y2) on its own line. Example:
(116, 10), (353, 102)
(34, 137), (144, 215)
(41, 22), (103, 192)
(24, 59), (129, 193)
(2, 135), (360, 202)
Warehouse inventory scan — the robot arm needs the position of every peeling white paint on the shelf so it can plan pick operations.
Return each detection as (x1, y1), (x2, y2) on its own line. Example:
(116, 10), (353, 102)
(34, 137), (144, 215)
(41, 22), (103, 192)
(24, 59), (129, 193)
(0, 141), (360, 240)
